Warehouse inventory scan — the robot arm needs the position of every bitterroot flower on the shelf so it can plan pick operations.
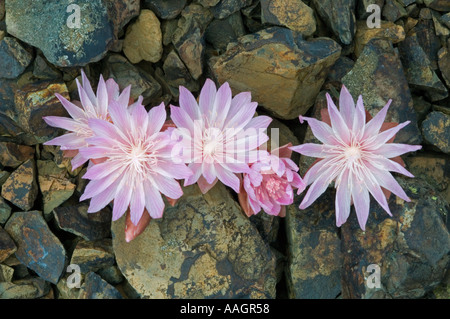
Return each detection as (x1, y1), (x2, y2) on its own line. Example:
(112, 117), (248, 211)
(78, 102), (192, 226)
(43, 70), (138, 169)
(239, 144), (305, 217)
(290, 86), (422, 230)
(170, 79), (272, 194)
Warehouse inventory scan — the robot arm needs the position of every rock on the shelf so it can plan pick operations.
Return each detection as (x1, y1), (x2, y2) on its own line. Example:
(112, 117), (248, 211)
(143, 0), (186, 19)
(113, 183), (277, 299)
(438, 47), (450, 88)
(422, 112), (450, 154)
(161, 19), (179, 46)
(123, 9), (163, 64)
(326, 56), (355, 84)
(211, 27), (341, 120)
(354, 20), (405, 57)
(97, 265), (124, 286)
(412, 95), (432, 122)
(0, 226), (16, 263)
(442, 13), (450, 28)
(405, 153), (450, 201)
(261, 0), (316, 36)
(0, 197), (11, 225)
(102, 54), (162, 105)
(0, 277), (50, 299)
(0, 36), (33, 79)
(32, 55), (62, 80)
(356, 0), (385, 20)
(55, 275), (81, 299)
(432, 11), (450, 37)
(342, 38), (422, 145)
(197, 0), (221, 7)
(0, 264), (14, 282)
(312, 0), (356, 45)
(382, 0), (407, 22)
(5, 0), (139, 67)
(398, 35), (448, 102)
(79, 272), (123, 299)
(15, 80), (71, 144)
(341, 177), (450, 298)
(53, 204), (111, 241)
(70, 239), (115, 273)
(0, 171), (10, 186)
(285, 190), (342, 299)
(424, 0), (450, 11)
(172, 6), (212, 80)
(411, 18), (441, 70)
(0, 0), (4, 20)
(1, 159), (38, 211)
(163, 50), (199, 94)
(4, 211), (66, 284)
(210, 0), (253, 19)
(205, 12), (246, 52)
(37, 160), (75, 217)
(0, 142), (34, 168)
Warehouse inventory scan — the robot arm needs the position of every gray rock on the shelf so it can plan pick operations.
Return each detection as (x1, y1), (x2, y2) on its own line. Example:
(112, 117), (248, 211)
(163, 50), (199, 94)
(143, 0), (186, 19)
(210, 0), (253, 19)
(0, 36), (33, 79)
(205, 12), (246, 52)
(422, 112), (450, 154)
(70, 239), (115, 273)
(79, 272), (123, 299)
(0, 277), (50, 299)
(356, 0), (384, 20)
(382, 0), (408, 21)
(0, 225), (16, 263)
(0, 197), (11, 225)
(113, 183), (277, 299)
(4, 211), (66, 284)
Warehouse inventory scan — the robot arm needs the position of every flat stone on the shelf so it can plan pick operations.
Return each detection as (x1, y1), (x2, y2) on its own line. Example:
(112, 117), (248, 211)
(398, 35), (448, 102)
(123, 9), (163, 64)
(441, 13), (450, 29)
(382, 0), (407, 22)
(163, 50), (199, 94)
(326, 56), (355, 84)
(210, 0), (253, 19)
(285, 190), (342, 299)
(422, 112), (450, 154)
(205, 12), (246, 52)
(1, 159), (38, 211)
(32, 55), (62, 80)
(424, 0), (450, 11)
(5, 0), (139, 67)
(143, 0), (186, 19)
(342, 38), (422, 145)
(37, 160), (75, 217)
(197, 0), (220, 7)
(53, 203), (111, 241)
(438, 47), (450, 88)
(0, 264), (14, 282)
(103, 54), (162, 105)
(0, 226), (16, 263)
(70, 239), (115, 273)
(113, 183), (277, 299)
(79, 272), (123, 299)
(312, 0), (356, 45)
(97, 265), (124, 286)
(0, 197), (12, 225)
(261, 0), (316, 36)
(15, 80), (71, 144)
(4, 211), (66, 284)
(411, 18), (442, 70)
(0, 0), (4, 20)
(432, 11), (450, 37)
(405, 153), (450, 201)
(341, 177), (450, 298)
(354, 20), (405, 57)
(0, 277), (50, 299)
(0, 142), (34, 168)
(412, 95), (432, 122)
(212, 27), (341, 120)
(0, 36), (33, 79)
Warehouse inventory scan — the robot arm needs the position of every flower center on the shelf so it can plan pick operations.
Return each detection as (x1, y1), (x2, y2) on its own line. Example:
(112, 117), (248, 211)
(121, 140), (157, 176)
(344, 146), (361, 161)
(264, 175), (283, 196)
(202, 128), (223, 159)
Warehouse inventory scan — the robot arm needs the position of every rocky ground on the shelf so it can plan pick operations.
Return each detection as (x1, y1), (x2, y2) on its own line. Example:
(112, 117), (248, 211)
(0, 0), (449, 299)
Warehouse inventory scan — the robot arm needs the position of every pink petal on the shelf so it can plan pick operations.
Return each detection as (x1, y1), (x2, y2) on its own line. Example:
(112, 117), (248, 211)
(125, 210), (151, 242)
(299, 166), (334, 209)
(178, 86), (200, 120)
(43, 116), (80, 132)
(131, 103), (149, 136)
(371, 143), (422, 158)
(215, 165), (240, 193)
(96, 75), (108, 117)
(44, 133), (87, 149)
(373, 169), (410, 202)
(197, 176), (218, 194)
(105, 78), (120, 101)
(55, 93), (85, 119)
(224, 102), (258, 132)
(245, 116), (272, 130)
(81, 70), (97, 104)
(290, 143), (332, 158)
(79, 146), (111, 159)
(152, 175), (183, 199)
(335, 168), (351, 227)
(71, 152), (88, 170)
(88, 118), (127, 144)
(351, 181), (370, 231)
(369, 121), (410, 147)
(370, 156), (414, 178)
(363, 99), (392, 139)
(363, 172), (392, 217)
(77, 79), (95, 115)
(198, 79), (217, 116)
(112, 177), (132, 221)
(144, 180), (165, 219)
(80, 169), (122, 200)
(299, 116), (336, 145)
(170, 105), (194, 133)
(326, 93), (351, 144)
(184, 162), (202, 186)
(352, 95), (366, 139)
(117, 85), (132, 107)
(82, 160), (124, 180)
(212, 82), (232, 128)
(147, 102), (166, 135)
(339, 85), (355, 129)
(130, 182), (145, 225)
(202, 162), (217, 184)
(228, 91), (252, 118)
(108, 100), (131, 133)
(87, 182), (118, 213)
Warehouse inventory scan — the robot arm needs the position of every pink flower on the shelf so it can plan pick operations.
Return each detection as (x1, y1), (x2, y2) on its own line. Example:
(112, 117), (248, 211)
(43, 70), (139, 169)
(238, 144), (305, 217)
(170, 79), (272, 194)
(290, 86), (422, 230)
(78, 102), (192, 226)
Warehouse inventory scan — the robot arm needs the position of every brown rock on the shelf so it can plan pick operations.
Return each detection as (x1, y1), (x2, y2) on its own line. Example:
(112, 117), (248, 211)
(421, 112), (450, 154)
(438, 47), (450, 88)
(424, 0), (450, 11)
(354, 20), (405, 57)
(113, 183), (277, 299)
(15, 81), (70, 144)
(4, 211), (66, 284)
(212, 27), (341, 120)
(0, 277), (50, 299)
(0, 226), (16, 263)
(37, 160), (75, 217)
(1, 159), (38, 211)
(123, 9), (163, 64)
(0, 36), (33, 79)
(0, 264), (14, 282)
(79, 272), (123, 299)
(70, 239), (115, 273)
(0, 142), (34, 168)
(261, 0), (316, 36)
